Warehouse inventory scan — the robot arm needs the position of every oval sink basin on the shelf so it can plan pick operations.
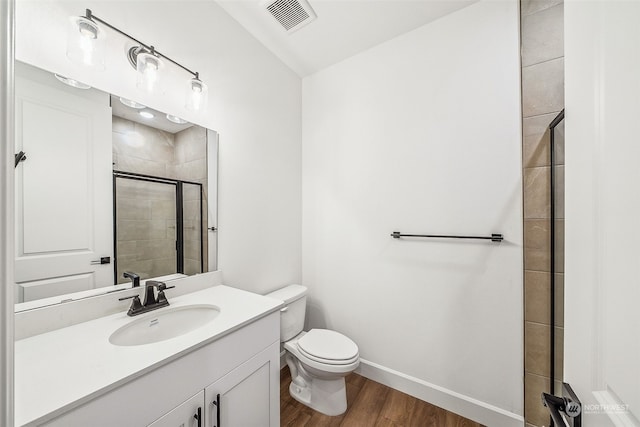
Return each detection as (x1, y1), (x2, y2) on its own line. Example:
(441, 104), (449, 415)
(109, 304), (220, 347)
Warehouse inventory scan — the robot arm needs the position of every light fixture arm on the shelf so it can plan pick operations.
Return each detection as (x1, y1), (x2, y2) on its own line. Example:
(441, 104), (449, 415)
(83, 8), (199, 79)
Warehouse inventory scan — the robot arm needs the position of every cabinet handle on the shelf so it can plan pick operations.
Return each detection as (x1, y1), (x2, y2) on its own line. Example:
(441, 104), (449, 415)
(211, 393), (220, 427)
(193, 407), (202, 427)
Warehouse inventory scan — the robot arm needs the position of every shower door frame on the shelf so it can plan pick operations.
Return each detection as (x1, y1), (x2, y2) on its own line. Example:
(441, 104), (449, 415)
(112, 170), (204, 284)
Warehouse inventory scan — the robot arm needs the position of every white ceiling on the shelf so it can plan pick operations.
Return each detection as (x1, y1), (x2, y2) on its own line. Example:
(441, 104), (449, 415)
(215, 0), (478, 77)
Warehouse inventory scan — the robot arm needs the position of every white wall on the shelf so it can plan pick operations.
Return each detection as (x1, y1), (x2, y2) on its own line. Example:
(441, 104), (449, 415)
(301, 1), (523, 425)
(15, 0), (302, 294)
(565, 1), (640, 424)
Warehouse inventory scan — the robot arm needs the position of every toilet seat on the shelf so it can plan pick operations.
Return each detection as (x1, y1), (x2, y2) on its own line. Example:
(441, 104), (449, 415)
(296, 329), (359, 365)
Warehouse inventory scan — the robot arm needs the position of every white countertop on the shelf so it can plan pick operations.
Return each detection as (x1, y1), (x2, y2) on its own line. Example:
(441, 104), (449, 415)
(14, 285), (283, 426)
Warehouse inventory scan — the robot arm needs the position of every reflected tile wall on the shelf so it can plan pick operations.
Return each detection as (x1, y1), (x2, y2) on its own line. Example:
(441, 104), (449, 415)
(115, 179), (177, 282)
(520, 1), (564, 425)
(112, 119), (208, 280)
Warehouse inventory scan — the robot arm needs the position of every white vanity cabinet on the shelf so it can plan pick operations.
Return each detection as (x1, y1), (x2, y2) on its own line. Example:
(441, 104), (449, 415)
(38, 311), (280, 427)
(204, 344), (276, 427)
(148, 391), (204, 427)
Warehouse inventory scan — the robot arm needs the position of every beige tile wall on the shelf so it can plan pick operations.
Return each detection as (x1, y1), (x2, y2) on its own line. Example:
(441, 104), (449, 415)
(520, 1), (564, 426)
(112, 118), (208, 282)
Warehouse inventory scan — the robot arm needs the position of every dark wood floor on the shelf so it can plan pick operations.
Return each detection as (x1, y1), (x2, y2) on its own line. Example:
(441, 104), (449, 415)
(280, 367), (484, 427)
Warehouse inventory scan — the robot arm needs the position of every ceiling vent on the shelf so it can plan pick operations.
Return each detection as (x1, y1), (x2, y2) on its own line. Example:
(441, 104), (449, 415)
(263, 0), (317, 34)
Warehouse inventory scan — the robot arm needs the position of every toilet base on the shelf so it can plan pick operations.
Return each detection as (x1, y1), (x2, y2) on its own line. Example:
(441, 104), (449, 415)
(289, 376), (347, 416)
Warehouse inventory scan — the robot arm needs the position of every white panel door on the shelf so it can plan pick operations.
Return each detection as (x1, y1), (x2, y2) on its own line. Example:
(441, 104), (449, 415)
(205, 343), (279, 427)
(148, 391), (204, 427)
(565, 1), (640, 425)
(14, 63), (113, 302)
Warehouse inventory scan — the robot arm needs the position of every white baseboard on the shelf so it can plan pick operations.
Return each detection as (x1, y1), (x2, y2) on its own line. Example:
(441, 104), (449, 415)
(356, 358), (524, 427)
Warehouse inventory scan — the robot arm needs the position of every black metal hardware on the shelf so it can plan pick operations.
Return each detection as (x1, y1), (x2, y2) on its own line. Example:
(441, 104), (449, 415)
(90, 256), (111, 265)
(156, 283), (175, 305)
(563, 383), (582, 427)
(14, 151), (26, 168)
(177, 182), (184, 274)
(118, 294), (143, 316)
(549, 109), (564, 407)
(119, 281), (171, 316)
(391, 231), (504, 242)
(83, 9), (199, 79)
(122, 271), (140, 287)
(212, 393), (220, 427)
(542, 382), (581, 427)
(194, 407), (202, 427)
(208, 226), (217, 232)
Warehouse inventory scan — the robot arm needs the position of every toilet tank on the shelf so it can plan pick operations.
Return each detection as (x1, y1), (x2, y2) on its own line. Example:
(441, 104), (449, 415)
(265, 284), (307, 342)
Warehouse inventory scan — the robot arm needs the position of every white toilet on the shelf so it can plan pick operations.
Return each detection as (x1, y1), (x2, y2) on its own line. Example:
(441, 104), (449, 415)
(266, 284), (360, 416)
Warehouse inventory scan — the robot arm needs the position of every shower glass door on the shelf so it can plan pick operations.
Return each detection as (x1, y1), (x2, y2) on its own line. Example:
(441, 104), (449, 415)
(113, 172), (204, 284)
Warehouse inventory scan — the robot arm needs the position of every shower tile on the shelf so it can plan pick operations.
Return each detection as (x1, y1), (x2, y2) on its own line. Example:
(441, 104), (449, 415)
(116, 197), (151, 220)
(525, 270), (564, 327)
(114, 154), (166, 177)
(525, 270), (550, 324)
(184, 238), (202, 262)
(184, 259), (201, 276)
(116, 240), (137, 257)
(523, 112), (559, 136)
(523, 129), (550, 168)
(524, 219), (550, 272)
(151, 257), (177, 277)
(151, 199), (177, 221)
(117, 219), (168, 241)
(524, 167), (551, 219)
(136, 240), (175, 261)
(525, 321), (550, 376)
(521, 4), (564, 67)
(521, 0), (563, 16)
(522, 58), (564, 117)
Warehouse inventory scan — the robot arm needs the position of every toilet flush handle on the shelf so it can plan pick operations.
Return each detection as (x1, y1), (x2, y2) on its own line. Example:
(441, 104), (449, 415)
(280, 306), (288, 312)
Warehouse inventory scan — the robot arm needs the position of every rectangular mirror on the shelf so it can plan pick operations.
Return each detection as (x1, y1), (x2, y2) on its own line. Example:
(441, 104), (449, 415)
(14, 61), (218, 311)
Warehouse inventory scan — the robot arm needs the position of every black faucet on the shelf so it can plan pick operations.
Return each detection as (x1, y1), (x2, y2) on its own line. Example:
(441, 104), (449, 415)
(119, 281), (175, 316)
(122, 271), (140, 288)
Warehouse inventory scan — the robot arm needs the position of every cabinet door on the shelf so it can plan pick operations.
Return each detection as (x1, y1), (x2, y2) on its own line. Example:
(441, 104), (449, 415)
(148, 390), (204, 427)
(205, 342), (280, 427)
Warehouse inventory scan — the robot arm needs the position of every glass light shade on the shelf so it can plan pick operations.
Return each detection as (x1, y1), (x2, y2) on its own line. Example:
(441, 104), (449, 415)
(66, 16), (105, 70)
(185, 77), (208, 111)
(119, 97), (146, 109)
(54, 74), (91, 89)
(166, 114), (188, 124)
(136, 52), (164, 94)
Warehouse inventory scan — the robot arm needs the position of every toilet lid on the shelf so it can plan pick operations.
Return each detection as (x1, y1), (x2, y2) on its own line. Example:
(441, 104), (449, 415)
(296, 329), (359, 361)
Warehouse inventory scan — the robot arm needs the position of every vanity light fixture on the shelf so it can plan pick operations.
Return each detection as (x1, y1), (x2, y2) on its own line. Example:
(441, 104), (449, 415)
(66, 15), (105, 69)
(67, 9), (208, 111)
(139, 111), (154, 119)
(119, 97), (146, 109)
(166, 114), (188, 125)
(54, 74), (92, 89)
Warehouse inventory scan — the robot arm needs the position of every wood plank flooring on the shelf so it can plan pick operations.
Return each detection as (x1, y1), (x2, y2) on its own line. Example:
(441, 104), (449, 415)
(280, 367), (484, 427)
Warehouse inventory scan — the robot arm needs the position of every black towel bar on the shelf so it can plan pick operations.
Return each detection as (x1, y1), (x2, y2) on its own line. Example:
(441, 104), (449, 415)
(390, 231), (503, 242)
